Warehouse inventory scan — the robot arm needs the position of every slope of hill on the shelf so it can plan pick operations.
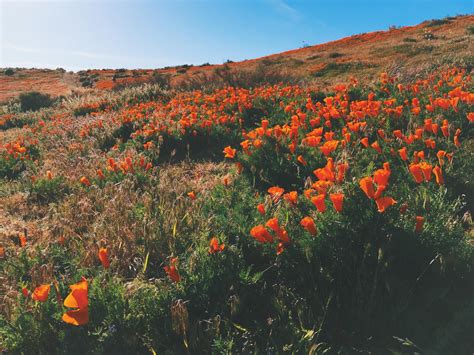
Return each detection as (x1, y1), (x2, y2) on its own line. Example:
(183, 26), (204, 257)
(0, 14), (473, 354)
(1, 15), (473, 103)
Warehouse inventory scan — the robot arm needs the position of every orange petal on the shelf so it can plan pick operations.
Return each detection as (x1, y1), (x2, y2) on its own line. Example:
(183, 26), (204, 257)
(62, 307), (89, 326)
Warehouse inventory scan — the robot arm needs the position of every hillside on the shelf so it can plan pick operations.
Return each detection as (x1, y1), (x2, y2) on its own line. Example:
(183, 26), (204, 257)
(1, 15), (473, 103)
(1, 14), (474, 354)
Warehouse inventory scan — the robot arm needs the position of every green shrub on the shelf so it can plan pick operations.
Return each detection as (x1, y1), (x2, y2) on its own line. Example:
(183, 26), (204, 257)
(19, 91), (54, 112)
(29, 176), (69, 204)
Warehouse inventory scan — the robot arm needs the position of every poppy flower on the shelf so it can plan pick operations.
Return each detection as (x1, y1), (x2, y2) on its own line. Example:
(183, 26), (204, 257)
(80, 176), (91, 187)
(268, 186), (285, 202)
(398, 147), (408, 161)
(209, 237), (225, 254)
(0, 246), (4, 258)
(409, 164), (424, 183)
(266, 218), (290, 244)
(433, 165), (444, 185)
(187, 191), (196, 200)
(283, 191), (298, 205)
(437, 150), (446, 166)
(19, 234), (27, 247)
(319, 140), (339, 156)
(297, 155), (307, 166)
(359, 177), (375, 199)
(62, 277), (89, 326)
(32, 284), (51, 302)
(468, 112), (474, 123)
(371, 141), (382, 154)
(223, 146), (236, 159)
(97, 169), (105, 179)
(418, 162), (432, 181)
(164, 258), (181, 283)
(46, 170), (53, 180)
(373, 168), (390, 187)
(329, 193), (344, 213)
(98, 248), (110, 269)
(265, 217), (282, 235)
(415, 216), (424, 233)
(375, 197), (397, 213)
(22, 287), (29, 298)
(256, 203), (266, 215)
(311, 194), (327, 213)
(360, 137), (369, 148)
(441, 124), (449, 137)
(300, 217), (317, 236)
(336, 163), (349, 183)
(312, 180), (332, 195)
(250, 225), (273, 243)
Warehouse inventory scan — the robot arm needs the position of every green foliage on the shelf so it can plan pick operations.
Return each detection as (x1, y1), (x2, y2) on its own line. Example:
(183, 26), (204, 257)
(19, 92), (54, 112)
(29, 176), (69, 204)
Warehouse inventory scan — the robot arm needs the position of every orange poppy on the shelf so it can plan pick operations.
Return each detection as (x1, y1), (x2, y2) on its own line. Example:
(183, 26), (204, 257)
(97, 169), (105, 179)
(32, 284), (51, 302)
(415, 216), (424, 233)
(164, 258), (181, 283)
(312, 180), (332, 194)
(283, 191), (298, 205)
(223, 146), (236, 159)
(319, 140), (339, 156)
(373, 168), (390, 187)
(437, 150), (446, 166)
(433, 165), (444, 185)
(409, 164), (424, 183)
(360, 137), (369, 148)
(311, 194), (327, 213)
(187, 191), (196, 200)
(266, 217), (282, 234)
(19, 234), (27, 247)
(418, 162), (432, 182)
(22, 287), (29, 298)
(375, 197), (397, 213)
(297, 155), (307, 166)
(268, 186), (285, 202)
(398, 147), (408, 161)
(250, 225), (273, 243)
(0, 245), (4, 258)
(98, 248), (110, 269)
(266, 218), (290, 244)
(256, 203), (266, 215)
(79, 176), (91, 187)
(329, 193), (344, 213)
(209, 237), (225, 254)
(300, 217), (317, 236)
(62, 277), (89, 326)
(359, 177), (375, 199)
(371, 141), (382, 154)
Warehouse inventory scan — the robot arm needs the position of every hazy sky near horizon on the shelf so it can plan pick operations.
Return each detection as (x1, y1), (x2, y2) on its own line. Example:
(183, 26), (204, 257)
(1, 0), (472, 71)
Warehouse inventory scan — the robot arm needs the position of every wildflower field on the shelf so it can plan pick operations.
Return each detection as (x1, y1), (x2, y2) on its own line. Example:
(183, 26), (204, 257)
(1, 65), (473, 353)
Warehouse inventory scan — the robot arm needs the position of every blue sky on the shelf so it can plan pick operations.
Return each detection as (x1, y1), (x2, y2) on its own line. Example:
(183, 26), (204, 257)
(1, 0), (472, 71)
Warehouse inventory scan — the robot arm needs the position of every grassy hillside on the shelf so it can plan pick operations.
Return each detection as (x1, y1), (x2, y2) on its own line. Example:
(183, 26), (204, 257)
(1, 15), (474, 354)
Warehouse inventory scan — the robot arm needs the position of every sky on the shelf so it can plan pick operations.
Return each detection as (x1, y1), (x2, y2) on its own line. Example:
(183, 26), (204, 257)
(1, 0), (473, 71)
